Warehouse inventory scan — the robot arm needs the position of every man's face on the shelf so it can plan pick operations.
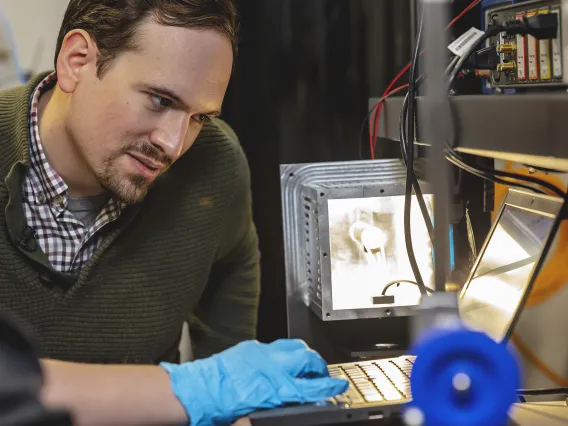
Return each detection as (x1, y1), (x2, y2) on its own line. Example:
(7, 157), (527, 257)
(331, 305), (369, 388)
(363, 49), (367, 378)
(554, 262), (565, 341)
(64, 21), (233, 204)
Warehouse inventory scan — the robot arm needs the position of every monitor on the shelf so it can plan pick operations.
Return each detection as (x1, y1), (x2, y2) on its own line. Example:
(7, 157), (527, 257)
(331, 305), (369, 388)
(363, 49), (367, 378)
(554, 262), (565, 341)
(459, 189), (563, 343)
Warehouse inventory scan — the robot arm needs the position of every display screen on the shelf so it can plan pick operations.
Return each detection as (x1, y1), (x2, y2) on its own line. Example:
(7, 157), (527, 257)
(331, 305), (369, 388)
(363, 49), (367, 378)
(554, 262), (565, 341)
(327, 195), (434, 310)
(460, 204), (555, 342)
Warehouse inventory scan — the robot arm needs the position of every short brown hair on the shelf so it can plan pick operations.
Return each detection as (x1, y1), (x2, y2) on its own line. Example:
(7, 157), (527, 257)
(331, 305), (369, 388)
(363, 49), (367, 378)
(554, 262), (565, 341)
(55, 0), (239, 77)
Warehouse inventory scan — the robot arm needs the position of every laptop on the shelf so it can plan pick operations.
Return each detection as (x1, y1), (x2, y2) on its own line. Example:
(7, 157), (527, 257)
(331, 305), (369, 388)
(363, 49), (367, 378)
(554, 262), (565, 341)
(250, 189), (564, 426)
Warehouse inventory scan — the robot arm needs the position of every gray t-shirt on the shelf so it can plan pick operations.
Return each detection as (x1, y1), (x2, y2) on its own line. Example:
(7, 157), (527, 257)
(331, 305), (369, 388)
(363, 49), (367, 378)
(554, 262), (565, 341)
(67, 194), (109, 228)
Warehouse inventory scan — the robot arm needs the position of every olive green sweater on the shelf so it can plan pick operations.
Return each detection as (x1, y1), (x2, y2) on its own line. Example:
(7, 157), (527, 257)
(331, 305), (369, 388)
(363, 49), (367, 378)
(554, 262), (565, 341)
(0, 74), (260, 364)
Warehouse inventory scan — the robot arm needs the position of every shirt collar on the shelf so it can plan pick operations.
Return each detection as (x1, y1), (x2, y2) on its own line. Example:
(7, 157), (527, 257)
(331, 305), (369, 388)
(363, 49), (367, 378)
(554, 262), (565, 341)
(28, 72), (67, 204)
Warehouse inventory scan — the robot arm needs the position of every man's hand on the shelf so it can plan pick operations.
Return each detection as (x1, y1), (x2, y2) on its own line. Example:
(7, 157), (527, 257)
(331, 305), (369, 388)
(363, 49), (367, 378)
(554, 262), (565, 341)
(161, 339), (348, 426)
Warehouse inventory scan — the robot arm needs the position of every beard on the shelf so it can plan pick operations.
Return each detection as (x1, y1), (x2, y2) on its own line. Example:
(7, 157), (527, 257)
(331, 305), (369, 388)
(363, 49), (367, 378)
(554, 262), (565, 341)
(99, 169), (149, 205)
(97, 141), (172, 205)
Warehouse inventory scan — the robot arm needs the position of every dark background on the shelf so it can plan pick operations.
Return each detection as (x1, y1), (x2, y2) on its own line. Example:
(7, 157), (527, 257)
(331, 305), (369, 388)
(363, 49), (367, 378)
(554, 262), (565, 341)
(221, 0), (484, 344)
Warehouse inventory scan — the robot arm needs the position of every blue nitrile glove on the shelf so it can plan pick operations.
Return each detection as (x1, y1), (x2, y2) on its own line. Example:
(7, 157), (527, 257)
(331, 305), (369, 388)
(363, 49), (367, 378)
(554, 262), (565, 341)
(160, 339), (348, 426)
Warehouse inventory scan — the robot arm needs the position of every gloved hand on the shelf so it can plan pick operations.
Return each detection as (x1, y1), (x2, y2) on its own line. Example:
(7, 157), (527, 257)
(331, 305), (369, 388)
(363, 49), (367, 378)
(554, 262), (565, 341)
(160, 339), (348, 426)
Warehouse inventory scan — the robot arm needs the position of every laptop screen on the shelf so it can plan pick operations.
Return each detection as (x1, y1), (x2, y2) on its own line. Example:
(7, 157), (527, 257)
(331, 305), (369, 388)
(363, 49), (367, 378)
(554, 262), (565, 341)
(459, 202), (556, 343)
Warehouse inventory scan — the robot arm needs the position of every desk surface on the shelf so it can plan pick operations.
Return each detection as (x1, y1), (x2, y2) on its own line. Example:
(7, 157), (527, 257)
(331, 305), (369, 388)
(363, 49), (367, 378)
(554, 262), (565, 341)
(238, 402), (568, 426)
(510, 402), (568, 425)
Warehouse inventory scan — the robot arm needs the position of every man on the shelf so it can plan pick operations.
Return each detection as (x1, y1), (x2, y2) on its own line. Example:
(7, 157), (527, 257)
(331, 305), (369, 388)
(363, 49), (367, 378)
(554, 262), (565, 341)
(0, 0), (347, 424)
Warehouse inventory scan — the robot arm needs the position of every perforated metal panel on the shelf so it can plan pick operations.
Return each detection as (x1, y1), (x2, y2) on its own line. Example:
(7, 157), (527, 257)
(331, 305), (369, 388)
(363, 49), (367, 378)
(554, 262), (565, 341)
(281, 159), (431, 322)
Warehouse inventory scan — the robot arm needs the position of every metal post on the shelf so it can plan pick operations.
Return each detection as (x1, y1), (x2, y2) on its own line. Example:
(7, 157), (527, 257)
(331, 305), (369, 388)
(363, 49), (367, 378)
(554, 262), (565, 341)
(421, 0), (451, 293)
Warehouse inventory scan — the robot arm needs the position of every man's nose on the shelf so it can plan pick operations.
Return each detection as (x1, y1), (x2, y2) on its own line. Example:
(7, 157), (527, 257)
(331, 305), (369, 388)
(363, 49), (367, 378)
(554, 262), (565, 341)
(149, 112), (189, 161)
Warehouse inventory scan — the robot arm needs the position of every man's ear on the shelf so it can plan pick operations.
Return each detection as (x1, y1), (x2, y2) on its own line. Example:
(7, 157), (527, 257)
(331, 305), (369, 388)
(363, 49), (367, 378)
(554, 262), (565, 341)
(56, 29), (97, 93)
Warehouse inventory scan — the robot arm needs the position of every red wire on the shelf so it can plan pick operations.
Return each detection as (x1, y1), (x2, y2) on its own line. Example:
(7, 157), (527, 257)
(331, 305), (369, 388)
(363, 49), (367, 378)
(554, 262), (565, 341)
(370, 64), (411, 159)
(370, 57), (423, 159)
(446, 0), (483, 30)
(369, 0), (483, 159)
(369, 84), (410, 159)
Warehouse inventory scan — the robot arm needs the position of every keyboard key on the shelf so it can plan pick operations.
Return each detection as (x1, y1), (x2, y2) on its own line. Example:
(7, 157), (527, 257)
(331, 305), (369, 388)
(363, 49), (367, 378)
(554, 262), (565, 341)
(357, 384), (377, 393)
(362, 393), (381, 400)
(363, 365), (381, 371)
(344, 391), (365, 405)
(343, 365), (360, 372)
(357, 362), (375, 369)
(361, 365), (379, 371)
(382, 362), (411, 397)
(393, 358), (414, 376)
(366, 370), (387, 380)
(372, 382), (402, 400)
(332, 373), (349, 382)
(364, 394), (384, 402)
(348, 373), (367, 380)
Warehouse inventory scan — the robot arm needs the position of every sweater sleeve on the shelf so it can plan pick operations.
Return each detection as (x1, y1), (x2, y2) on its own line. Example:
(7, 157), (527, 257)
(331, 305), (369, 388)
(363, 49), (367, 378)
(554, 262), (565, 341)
(0, 314), (72, 425)
(188, 120), (261, 359)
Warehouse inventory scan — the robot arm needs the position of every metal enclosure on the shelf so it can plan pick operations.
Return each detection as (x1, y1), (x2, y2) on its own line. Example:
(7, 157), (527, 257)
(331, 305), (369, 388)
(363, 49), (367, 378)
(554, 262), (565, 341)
(281, 159), (431, 329)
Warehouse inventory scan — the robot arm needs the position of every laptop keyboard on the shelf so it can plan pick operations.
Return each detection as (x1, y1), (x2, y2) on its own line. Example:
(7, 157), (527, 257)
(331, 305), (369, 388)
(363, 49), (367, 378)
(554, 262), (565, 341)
(328, 356), (415, 405)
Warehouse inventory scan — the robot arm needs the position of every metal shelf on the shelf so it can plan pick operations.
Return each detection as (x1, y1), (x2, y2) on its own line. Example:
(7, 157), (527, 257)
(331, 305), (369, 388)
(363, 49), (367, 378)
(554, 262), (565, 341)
(374, 94), (568, 171)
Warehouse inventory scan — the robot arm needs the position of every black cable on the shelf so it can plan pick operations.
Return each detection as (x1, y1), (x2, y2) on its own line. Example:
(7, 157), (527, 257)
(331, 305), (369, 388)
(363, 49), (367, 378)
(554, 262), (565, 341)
(400, 78), (423, 163)
(445, 148), (564, 196)
(382, 279), (435, 296)
(490, 167), (564, 197)
(445, 152), (547, 194)
(516, 388), (568, 396)
(400, 68), (463, 239)
(399, 78), (434, 243)
(462, 46), (499, 70)
(367, 59), (456, 245)
(404, 7), (427, 296)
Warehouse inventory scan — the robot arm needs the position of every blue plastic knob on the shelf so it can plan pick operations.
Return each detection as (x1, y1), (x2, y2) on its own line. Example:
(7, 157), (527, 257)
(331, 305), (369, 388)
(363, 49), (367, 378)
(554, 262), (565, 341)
(409, 328), (520, 426)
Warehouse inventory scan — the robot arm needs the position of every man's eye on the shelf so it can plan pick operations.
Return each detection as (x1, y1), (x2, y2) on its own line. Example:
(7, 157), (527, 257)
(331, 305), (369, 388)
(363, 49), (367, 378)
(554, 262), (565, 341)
(193, 114), (211, 123)
(149, 95), (172, 109)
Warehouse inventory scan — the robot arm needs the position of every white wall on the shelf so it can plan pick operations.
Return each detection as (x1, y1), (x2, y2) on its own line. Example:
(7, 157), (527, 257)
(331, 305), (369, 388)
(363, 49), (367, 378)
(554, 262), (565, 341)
(1, 0), (70, 74)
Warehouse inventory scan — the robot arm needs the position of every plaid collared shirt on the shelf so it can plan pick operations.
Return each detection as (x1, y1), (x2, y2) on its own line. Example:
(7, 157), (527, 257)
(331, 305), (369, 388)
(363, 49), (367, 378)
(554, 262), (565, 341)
(21, 73), (125, 273)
